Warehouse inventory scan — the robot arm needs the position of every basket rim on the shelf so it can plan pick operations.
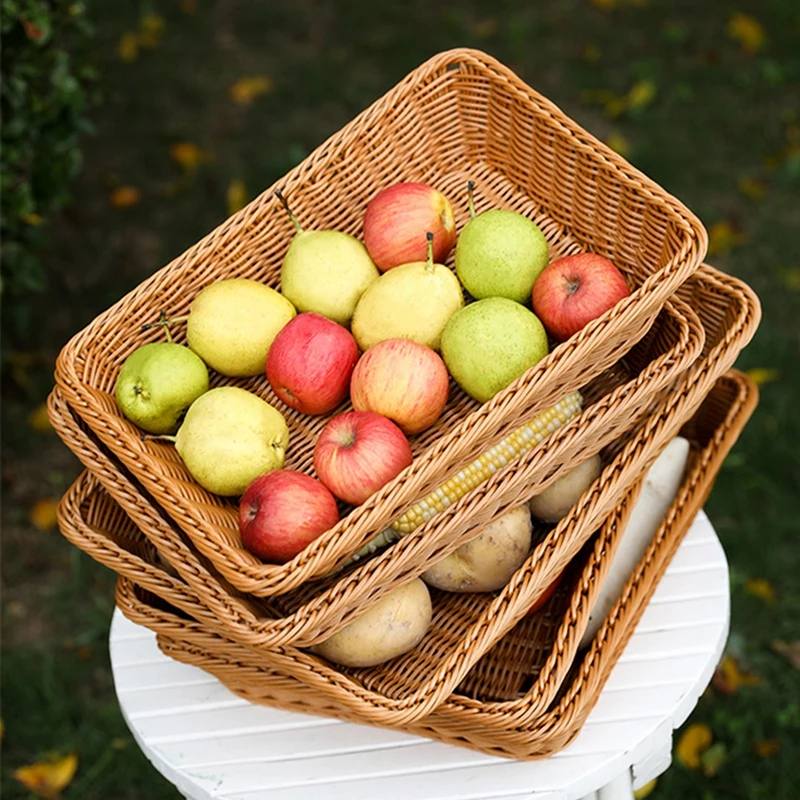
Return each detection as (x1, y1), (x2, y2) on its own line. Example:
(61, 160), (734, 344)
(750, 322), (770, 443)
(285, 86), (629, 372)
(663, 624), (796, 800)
(52, 47), (711, 593)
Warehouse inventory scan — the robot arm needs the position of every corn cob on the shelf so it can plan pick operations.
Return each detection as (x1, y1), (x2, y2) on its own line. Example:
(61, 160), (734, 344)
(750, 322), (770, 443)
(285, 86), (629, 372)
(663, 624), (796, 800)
(343, 390), (583, 565)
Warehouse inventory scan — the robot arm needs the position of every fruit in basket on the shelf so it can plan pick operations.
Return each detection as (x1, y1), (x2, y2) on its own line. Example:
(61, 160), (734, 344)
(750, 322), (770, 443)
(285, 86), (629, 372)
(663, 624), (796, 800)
(421, 505), (532, 593)
(314, 411), (413, 505)
(115, 342), (209, 434)
(276, 191), (379, 325)
(532, 253), (631, 342)
(238, 470), (340, 563)
(311, 578), (432, 667)
(529, 454), (603, 522)
(266, 313), (359, 415)
(186, 278), (296, 377)
(350, 339), (449, 435)
(362, 182), (457, 272)
(440, 297), (549, 403)
(351, 232), (464, 351)
(171, 387), (290, 496)
(454, 181), (549, 304)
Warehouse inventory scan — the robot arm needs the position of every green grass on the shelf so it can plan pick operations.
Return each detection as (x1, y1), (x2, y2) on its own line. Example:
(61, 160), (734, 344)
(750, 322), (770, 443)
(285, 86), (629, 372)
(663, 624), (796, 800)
(2, 1), (799, 797)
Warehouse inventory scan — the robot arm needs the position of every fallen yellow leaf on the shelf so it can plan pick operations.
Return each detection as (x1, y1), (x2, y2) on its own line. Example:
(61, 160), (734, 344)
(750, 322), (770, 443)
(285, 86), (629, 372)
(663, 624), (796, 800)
(605, 132), (632, 158)
(707, 220), (746, 256)
(727, 12), (767, 54)
(169, 142), (211, 173)
(634, 778), (658, 798)
(22, 212), (43, 226)
(590, 0), (617, 10)
(626, 79), (657, 110)
(737, 177), (766, 200)
(0, 719), (4, 741)
(745, 577), (777, 604)
(771, 640), (800, 670)
(14, 753), (78, 799)
(780, 268), (800, 291)
(712, 654), (761, 694)
(469, 19), (498, 38)
(700, 742), (728, 777)
(117, 31), (138, 62)
(29, 499), (59, 531)
(229, 76), (273, 106)
(226, 179), (248, 216)
(109, 185), (142, 209)
(675, 723), (713, 770)
(180, 0), (197, 13)
(745, 367), (779, 387)
(753, 739), (781, 757)
(27, 403), (53, 433)
(138, 13), (165, 49)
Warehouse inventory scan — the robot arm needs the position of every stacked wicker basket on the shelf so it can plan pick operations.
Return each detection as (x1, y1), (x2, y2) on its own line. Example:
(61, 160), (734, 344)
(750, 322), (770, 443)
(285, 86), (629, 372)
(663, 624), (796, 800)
(49, 49), (761, 759)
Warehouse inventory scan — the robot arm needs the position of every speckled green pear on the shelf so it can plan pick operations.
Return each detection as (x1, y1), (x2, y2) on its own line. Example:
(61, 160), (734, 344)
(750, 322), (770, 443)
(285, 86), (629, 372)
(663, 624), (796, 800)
(115, 342), (209, 434)
(174, 387), (289, 496)
(187, 279), (296, 377)
(440, 297), (549, 403)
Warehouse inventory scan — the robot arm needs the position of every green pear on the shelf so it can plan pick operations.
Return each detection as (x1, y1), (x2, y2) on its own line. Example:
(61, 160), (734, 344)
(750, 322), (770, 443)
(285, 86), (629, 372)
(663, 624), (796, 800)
(440, 297), (549, 403)
(115, 342), (209, 434)
(454, 184), (549, 304)
(277, 191), (379, 326)
(351, 233), (464, 351)
(173, 387), (290, 496)
(186, 278), (296, 377)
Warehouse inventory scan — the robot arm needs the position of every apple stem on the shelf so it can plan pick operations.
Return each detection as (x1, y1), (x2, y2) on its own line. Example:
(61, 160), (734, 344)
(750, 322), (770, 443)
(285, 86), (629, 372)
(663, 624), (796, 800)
(274, 189), (304, 233)
(141, 433), (177, 444)
(425, 231), (435, 272)
(467, 180), (477, 220)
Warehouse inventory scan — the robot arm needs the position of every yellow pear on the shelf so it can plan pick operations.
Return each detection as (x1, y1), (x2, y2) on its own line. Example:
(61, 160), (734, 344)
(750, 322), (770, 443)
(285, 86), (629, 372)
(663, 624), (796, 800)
(351, 233), (464, 351)
(187, 278), (296, 377)
(277, 191), (379, 326)
(173, 387), (289, 496)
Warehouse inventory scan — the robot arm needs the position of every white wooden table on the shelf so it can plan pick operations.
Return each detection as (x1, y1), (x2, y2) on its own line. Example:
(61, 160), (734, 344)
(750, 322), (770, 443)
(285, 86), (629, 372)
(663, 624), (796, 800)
(110, 510), (728, 800)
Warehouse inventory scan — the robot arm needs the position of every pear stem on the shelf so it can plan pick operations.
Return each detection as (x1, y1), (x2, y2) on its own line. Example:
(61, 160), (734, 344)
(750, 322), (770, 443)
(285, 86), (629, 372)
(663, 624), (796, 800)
(141, 313), (189, 340)
(274, 189), (304, 233)
(425, 232), (435, 273)
(141, 433), (177, 444)
(467, 180), (477, 220)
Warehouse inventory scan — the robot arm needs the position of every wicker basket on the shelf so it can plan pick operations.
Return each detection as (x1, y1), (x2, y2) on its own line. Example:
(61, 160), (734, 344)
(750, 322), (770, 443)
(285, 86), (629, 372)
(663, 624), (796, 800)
(53, 47), (708, 600)
(105, 370), (757, 760)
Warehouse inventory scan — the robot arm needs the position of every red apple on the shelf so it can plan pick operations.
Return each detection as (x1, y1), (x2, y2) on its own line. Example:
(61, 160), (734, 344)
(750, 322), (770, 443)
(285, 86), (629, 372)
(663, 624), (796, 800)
(362, 182), (457, 271)
(532, 253), (631, 342)
(314, 411), (414, 505)
(350, 338), (449, 435)
(238, 470), (340, 563)
(266, 312), (359, 415)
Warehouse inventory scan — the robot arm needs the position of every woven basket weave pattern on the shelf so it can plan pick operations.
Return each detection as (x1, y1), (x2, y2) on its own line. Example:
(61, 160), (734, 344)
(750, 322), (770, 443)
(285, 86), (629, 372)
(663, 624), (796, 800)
(105, 370), (756, 759)
(54, 48), (709, 599)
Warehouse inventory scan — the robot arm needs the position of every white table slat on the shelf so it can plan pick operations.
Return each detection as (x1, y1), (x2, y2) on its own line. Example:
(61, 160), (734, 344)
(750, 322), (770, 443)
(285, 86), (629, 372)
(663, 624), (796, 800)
(111, 510), (729, 800)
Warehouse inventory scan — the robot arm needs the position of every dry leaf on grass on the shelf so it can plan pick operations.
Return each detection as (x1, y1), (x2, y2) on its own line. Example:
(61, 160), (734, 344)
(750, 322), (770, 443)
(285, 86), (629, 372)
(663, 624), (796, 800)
(753, 739), (781, 757)
(712, 654), (761, 694)
(745, 577), (777, 604)
(27, 403), (53, 433)
(169, 142), (211, 173)
(727, 12), (767, 54)
(700, 742), (728, 777)
(707, 220), (746, 256)
(675, 723), (713, 769)
(771, 640), (800, 670)
(117, 31), (138, 62)
(109, 186), (142, 209)
(22, 212), (43, 226)
(737, 177), (766, 200)
(745, 368), (779, 387)
(226, 180), (248, 215)
(29, 499), (59, 531)
(14, 753), (78, 799)
(604, 132), (632, 157)
(229, 76), (273, 106)
(138, 14), (165, 49)
(633, 778), (658, 798)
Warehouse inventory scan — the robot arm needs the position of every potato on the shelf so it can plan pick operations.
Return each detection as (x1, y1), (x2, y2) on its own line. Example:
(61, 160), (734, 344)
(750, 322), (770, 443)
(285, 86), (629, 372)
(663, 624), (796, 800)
(529, 454), (602, 522)
(421, 505), (532, 593)
(310, 578), (432, 668)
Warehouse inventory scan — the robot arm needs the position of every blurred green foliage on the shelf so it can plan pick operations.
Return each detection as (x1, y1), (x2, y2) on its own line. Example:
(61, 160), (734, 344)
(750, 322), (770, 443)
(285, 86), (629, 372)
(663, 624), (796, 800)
(1, 0), (95, 341)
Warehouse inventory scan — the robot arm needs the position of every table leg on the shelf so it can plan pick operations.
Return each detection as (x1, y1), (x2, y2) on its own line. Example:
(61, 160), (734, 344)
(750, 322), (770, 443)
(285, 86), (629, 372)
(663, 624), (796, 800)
(596, 771), (634, 800)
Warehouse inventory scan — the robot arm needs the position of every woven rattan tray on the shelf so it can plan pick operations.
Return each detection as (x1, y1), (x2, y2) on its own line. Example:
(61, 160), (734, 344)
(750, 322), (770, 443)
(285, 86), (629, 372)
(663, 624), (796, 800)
(53, 47), (708, 599)
(109, 370), (757, 760)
